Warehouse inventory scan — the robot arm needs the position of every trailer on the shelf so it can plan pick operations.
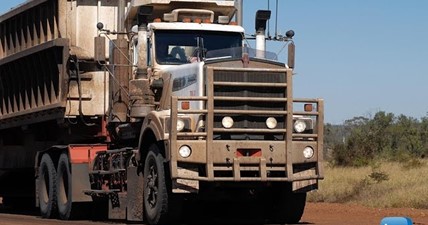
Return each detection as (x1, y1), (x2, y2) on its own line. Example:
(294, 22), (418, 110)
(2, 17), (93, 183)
(0, 0), (324, 224)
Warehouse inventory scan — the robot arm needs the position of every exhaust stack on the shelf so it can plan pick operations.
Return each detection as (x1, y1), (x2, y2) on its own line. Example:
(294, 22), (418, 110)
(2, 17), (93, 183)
(236, 0), (243, 26)
(255, 10), (271, 58)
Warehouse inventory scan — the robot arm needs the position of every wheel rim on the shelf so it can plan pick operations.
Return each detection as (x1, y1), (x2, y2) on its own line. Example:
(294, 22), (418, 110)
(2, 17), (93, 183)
(146, 156), (158, 209)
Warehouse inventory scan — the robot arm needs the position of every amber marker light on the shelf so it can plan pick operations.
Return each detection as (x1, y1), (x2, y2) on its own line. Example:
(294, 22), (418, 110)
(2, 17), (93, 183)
(304, 104), (313, 112)
(203, 18), (211, 23)
(153, 18), (162, 22)
(183, 18), (191, 23)
(181, 101), (190, 110)
(194, 18), (202, 23)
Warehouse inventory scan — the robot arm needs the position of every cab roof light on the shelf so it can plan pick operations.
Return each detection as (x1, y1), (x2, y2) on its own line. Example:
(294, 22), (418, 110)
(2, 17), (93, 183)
(153, 18), (162, 22)
(163, 13), (175, 22)
(182, 17), (191, 23)
(218, 16), (230, 24)
(194, 18), (202, 23)
(163, 9), (215, 23)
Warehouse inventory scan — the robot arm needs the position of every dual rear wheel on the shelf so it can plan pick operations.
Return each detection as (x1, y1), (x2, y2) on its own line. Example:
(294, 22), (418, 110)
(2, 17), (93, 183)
(38, 147), (306, 224)
(37, 144), (180, 224)
(38, 153), (74, 220)
(38, 154), (57, 218)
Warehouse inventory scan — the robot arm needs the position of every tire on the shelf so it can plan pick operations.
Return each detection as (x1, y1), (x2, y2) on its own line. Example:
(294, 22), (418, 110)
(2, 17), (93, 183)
(38, 153), (57, 218)
(143, 143), (176, 225)
(270, 183), (307, 224)
(56, 153), (73, 220)
(283, 192), (307, 224)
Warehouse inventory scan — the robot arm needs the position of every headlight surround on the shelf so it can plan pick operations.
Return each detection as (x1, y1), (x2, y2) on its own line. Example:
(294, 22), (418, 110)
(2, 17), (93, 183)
(303, 146), (314, 159)
(179, 145), (192, 158)
(266, 117), (278, 129)
(294, 120), (307, 133)
(222, 116), (234, 129)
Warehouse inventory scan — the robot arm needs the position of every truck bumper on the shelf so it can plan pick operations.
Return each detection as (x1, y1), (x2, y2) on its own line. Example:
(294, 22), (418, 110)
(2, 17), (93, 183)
(170, 140), (323, 183)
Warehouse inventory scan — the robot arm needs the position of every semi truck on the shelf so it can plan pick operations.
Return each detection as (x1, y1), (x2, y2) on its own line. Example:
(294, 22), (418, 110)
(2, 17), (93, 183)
(0, 0), (324, 224)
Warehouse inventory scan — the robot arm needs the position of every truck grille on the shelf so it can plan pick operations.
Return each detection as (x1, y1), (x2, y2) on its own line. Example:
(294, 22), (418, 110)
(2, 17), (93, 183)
(211, 69), (289, 140)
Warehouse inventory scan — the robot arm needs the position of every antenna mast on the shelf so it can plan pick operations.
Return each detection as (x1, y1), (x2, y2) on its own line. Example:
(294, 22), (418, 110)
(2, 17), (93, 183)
(275, 0), (278, 39)
(267, 0), (270, 38)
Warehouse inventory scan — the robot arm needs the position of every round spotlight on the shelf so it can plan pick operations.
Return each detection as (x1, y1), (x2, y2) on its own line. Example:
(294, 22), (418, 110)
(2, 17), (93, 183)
(286, 30), (295, 38)
(179, 145), (192, 158)
(303, 146), (314, 159)
(222, 116), (234, 129)
(96, 22), (104, 30)
(266, 117), (278, 129)
(177, 119), (185, 132)
(294, 120), (306, 133)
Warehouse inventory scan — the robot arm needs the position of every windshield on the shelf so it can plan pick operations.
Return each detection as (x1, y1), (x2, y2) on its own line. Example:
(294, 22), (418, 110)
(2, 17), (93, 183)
(155, 30), (242, 65)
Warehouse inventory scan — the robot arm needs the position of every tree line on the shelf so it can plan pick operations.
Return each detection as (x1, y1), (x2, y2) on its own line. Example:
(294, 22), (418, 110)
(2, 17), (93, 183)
(324, 111), (428, 166)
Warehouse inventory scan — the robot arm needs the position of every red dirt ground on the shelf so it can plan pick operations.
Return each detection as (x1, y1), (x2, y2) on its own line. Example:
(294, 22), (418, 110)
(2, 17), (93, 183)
(302, 202), (428, 225)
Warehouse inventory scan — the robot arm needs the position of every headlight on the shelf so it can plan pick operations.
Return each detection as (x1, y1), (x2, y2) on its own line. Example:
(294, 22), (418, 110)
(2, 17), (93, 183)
(266, 117), (277, 129)
(177, 119), (185, 132)
(166, 117), (191, 133)
(303, 146), (314, 159)
(222, 116), (234, 129)
(294, 120), (307, 133)
(179, 145), (192, 158)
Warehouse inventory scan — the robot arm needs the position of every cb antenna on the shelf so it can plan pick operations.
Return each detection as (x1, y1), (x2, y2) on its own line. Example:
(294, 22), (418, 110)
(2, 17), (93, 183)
(267, 0), (270, 38)
(275, 0), (278, 39)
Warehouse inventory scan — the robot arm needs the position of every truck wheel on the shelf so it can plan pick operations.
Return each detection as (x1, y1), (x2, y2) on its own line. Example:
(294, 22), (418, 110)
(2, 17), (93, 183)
(56, 153), (73, 220)
(283, 191), (306, 224)
(143, 143), (170, 225)
(38, 154), (57, 218)
(270, 184), (307, 224)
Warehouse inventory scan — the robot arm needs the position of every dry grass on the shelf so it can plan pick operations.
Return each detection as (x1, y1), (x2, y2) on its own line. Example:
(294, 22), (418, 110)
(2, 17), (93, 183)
(308, 160), (428, 209)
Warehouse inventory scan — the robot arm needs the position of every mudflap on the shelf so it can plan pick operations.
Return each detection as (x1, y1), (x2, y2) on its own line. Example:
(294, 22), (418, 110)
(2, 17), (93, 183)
(71, 164), (93, 202)
(126, 166), (144, 222)
(108, 192), (127, 220)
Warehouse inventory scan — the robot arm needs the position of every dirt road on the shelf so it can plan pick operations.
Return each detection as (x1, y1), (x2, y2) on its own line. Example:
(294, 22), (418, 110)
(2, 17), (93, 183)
(1, 202), (428, 225)
(302, 203), (428, 225)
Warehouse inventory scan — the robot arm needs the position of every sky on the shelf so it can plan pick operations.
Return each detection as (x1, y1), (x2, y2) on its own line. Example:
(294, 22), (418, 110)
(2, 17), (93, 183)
(1, 0), (428, 124)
